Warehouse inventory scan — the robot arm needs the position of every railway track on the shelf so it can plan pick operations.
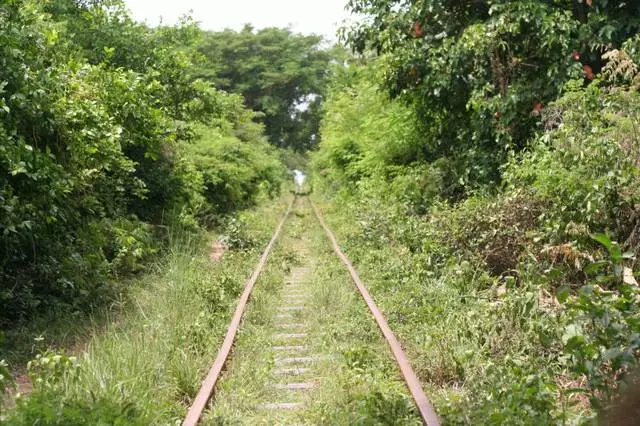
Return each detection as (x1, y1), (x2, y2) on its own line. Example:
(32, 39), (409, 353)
(183, 196), (440, 425)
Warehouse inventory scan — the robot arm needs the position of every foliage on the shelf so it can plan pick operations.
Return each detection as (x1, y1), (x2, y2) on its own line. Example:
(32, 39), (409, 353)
(196, 26), (334, 151)
(219, 217), (256, 250)
(184, 125), (285, 219)
(1, 357), (15, 407)
(7, 392), (147, 426)
(313, 63), (421, 181)
(0, 0), (284, 326)
(27, 350), (79, 392)
(343, 0), (640, 192)
(560, 234), (640, 414)
(312, 61), (443, 213)
(4, 350), (144, 425)
(504, 80), (640, 244)
(4, 198), (291, 424)
(313, 37), (640, 422)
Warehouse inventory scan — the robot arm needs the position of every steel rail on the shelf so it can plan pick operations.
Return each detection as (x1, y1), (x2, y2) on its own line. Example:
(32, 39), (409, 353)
(310, 200), (441, 426)
(182, 197), (295, 426)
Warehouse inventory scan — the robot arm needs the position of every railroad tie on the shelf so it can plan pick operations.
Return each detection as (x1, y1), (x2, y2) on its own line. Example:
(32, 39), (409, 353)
(275, 323), (306, 329)
(275, 356), (328, 366)
(273, 333), (308, 340)
(271, 345), (308, 351)
(258, 402), (303, 410)
(273, 367), (311, 375)
(269, 382), (315, 390)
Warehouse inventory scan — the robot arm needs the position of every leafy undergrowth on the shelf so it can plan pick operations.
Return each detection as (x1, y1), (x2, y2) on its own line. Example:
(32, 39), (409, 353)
(312, 188), (640, 424)
(1, 196), (291, 424)
(311, 48), (640, 424)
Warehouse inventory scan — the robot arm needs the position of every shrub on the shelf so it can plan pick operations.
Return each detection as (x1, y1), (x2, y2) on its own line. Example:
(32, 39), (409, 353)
(0, 1), (285, 325)
(504, 81), (640, 246)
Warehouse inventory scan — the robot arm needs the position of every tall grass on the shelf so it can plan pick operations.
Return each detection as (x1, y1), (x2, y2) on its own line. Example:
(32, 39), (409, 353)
(4, 197), (291, 424)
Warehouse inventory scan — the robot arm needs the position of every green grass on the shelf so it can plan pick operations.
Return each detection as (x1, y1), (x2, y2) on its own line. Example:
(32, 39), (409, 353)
(310, 194), (590, 424)
(2, 196), (292, 424)
(205, 197), (421, 425)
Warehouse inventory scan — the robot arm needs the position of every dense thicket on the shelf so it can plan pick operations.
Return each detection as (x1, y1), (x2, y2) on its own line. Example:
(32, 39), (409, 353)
(196, 26), (333, 151)
(0, 0), (285, 325)
(343, 0), (640, 196)
(313, 1), (640, 422)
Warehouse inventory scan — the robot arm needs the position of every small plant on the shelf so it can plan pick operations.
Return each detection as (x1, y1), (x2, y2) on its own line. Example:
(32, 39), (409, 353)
(559, 234), (640, 413)
(220, 217), (255, 250)
(1, 358), (16, 407)
(27, 350), (80, 392)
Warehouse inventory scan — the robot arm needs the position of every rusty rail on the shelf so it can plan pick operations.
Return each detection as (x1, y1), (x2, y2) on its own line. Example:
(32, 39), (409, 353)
(183, 195), (439, 425)
(182, 197), (295, 426)
(311, 200), (441, 426)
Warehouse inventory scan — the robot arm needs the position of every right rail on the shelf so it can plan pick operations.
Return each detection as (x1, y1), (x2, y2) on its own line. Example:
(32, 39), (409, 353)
(311, 200), (441, 426)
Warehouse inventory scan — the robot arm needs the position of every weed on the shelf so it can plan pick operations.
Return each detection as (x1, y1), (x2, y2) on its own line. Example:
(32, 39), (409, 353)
(3, 197), (291, 423)
(560, 234), (640, 415)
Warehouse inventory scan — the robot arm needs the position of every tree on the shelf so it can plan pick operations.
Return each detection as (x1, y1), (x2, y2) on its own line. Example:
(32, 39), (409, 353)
(197, 26), (332, 151)
(0, 0), (284, 324)
(343, 0), (640, 193)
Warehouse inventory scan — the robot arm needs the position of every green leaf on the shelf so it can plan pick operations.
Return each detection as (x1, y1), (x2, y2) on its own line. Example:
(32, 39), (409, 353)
(591, 233), (613, 251)
(562, 324), (584, 345)
(602, 347), (622, 362)
(584, 260), (609, 275)
(557, 286), (571, 304)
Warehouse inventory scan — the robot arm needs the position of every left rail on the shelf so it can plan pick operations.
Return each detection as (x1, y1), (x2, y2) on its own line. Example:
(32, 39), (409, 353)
(182, 197), (295, 426)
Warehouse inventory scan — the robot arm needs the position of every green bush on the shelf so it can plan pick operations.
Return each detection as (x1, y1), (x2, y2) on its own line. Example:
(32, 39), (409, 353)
(7, 350), (146, 425)
(184, 125), (285, 220)
(313, 44), (640, 422)
(0, 1), (285, 325)
(504, 81), (640, 245)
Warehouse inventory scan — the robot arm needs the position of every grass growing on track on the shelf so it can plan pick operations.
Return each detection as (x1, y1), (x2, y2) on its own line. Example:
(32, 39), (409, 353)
(3, 196), (291, 425)
(310, 195), (582, 424)
(205, 197), (421, 425)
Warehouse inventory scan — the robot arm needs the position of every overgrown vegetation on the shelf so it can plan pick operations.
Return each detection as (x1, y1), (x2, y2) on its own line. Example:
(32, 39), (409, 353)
(2, 196), (291, 424)
(343, 0), (640, 196)
(0, 1), (286, 326)
(4, 0), (640, 423)
(313, 2), (640, 422)
(0, 0), (302, 418)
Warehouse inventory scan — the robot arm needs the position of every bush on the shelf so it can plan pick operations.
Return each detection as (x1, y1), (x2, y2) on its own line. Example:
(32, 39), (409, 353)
(0, 1), (285, 325)
(183, 125), (285, 220)
(7, 350), (146, 425)
(504, 81), (640, 246)
(313, 46), (640, 422)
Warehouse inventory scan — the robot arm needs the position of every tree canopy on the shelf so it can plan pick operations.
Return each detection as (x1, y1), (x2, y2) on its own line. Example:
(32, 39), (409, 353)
(0, 0), (284, 324)
(343, 0), (640, 193)
(197, 26), (333, 151)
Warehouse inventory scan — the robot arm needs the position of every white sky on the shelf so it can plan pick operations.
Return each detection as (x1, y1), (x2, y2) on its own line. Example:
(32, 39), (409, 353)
(124, 0), (353, 40)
